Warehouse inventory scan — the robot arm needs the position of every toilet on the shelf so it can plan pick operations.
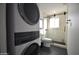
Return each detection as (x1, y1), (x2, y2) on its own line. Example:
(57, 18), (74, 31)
(41, 35), (52, 47)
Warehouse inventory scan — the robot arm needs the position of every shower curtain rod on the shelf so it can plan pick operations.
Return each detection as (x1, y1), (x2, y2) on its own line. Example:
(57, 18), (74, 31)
(44, 12), (68, 18)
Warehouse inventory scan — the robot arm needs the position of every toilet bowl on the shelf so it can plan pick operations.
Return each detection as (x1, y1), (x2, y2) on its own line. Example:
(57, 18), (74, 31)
(40, 35), (52, 47)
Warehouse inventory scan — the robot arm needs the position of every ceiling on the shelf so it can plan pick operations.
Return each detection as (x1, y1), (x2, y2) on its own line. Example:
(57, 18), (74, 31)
(37, 3), (68, 18)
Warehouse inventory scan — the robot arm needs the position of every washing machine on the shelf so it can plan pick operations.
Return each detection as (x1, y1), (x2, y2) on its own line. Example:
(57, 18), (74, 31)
(6, 3), (41, 55)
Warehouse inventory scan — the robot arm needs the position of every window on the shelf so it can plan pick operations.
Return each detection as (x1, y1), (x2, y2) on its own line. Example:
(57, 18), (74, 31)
(39, 20), (43, 29)
(39, 18), (47, 35)
(50, 17), (59, 28)
(44, 18), (47, 29)
(44, 18), (47, 34)
(39, 19), (44, 35)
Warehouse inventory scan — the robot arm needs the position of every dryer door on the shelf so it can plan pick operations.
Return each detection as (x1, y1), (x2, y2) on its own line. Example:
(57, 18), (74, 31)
(21, 43), (40, 55)
(18, 3), (40, 25)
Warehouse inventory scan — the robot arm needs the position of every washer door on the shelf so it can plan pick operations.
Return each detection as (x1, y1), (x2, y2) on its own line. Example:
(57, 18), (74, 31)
(21, 43), (39, 55)
(18, 3), (40, 25)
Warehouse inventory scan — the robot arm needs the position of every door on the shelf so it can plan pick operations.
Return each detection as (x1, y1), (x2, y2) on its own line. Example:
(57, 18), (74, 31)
(67, 4), (79, 55)
(47, 15), (66, 43)
(18, 3), (40, 25)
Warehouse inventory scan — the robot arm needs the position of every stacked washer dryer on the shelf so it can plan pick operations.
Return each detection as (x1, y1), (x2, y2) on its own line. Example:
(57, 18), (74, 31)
(6, 3), (41, 55)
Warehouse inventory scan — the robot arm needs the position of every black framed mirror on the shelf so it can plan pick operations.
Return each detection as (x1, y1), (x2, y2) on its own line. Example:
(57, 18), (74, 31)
(18, 3), (40, 25)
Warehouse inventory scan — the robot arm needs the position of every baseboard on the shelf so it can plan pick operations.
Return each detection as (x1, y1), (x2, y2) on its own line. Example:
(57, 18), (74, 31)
(53, 41), (65, 45)
(51, 43), (67, 49)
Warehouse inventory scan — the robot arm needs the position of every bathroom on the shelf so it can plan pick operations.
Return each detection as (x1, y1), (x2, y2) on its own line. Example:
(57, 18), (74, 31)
(38, 3), (68, 55)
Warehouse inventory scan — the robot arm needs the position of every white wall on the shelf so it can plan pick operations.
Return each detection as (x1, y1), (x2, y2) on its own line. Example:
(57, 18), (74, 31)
(0, 4), (7, 54)
(67, 4), (79, 55)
